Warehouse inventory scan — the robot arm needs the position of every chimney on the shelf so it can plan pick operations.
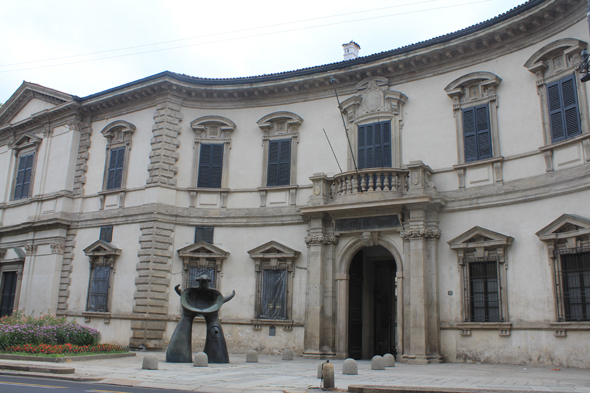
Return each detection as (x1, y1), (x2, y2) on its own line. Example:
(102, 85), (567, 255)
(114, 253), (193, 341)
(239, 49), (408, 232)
(342, 41), (360, 60)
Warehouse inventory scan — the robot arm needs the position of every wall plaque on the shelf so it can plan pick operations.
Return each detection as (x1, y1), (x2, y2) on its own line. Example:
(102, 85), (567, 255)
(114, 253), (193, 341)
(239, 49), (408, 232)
(335, 215), (401, 232)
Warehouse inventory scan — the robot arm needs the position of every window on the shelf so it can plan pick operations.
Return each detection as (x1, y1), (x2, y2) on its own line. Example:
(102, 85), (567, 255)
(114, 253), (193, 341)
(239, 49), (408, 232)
(555, 248), (590, 321)
(13, 153), (35, 200)
(197, 144), (224, 188)
(248, 241), (300, 321)
(100, 121), (136, 191)
(195, 226), (213, 244)
(463, 258), (500, 322)
(99, 226), (113, 243)
(191, 116), (235, 190)
(257, 111), (303, 187)
(445, 72), (502, 188)
(448, 226), (512, 324)
(83, 240), (121, 314)
(0, 271), (17, 318)
(357, 121), (392, 169)
(10, 133), (42, 201)
(177, 241), (229, 290)
(462, 105), (492, 163)
(547, 74), (581, 143)
(267, 139), (291, 186)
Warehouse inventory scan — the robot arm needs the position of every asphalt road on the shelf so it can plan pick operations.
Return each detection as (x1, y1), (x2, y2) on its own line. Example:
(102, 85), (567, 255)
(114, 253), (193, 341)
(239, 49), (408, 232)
(0, 375), (193, 393)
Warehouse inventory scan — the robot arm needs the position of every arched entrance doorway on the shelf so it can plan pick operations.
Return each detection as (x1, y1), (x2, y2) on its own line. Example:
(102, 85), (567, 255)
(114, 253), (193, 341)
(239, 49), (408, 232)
(348, 245), (397, 359)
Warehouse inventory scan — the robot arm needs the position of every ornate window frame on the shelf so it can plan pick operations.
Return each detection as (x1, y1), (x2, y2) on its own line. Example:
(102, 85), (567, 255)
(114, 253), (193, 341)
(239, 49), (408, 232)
(177, 242), (229, 290)
(340, 77), (407, 170)
(536, 214), (590, 327)
(524, 39), (590, 171)
(100, 121), (136, 192)
(248, 241), (300, 323)
(10, 133), (42, 201)
(83, 240), (121, 315)
(448, 226), (513, 335)
(445, 72), (503, 188)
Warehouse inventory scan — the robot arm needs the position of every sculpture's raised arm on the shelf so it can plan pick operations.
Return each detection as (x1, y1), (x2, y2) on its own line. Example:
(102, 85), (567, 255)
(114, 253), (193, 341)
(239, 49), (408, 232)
(223, 290), (235, 303)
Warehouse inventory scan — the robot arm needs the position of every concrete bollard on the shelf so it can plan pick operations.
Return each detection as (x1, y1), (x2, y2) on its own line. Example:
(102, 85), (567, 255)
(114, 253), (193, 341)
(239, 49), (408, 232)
(322, 360), (335, 390)
(246, 350), (258, 363)
(317, 362), (323, 379)
(142, 354), (158, 370)
(194, 352), (208, 367)
(371, 355), (385, 370)
(282, 348), (294, 360)
(383, 353), (395, 367)
(342, 358), (358, 375)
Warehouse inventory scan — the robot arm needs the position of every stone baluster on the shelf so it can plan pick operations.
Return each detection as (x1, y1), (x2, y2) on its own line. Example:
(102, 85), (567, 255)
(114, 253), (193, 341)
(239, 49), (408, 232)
(376, 172), (383, 190)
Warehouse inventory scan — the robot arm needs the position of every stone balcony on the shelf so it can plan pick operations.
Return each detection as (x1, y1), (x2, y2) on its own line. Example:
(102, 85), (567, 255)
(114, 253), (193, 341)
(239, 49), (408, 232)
(302, 161), (444, 217)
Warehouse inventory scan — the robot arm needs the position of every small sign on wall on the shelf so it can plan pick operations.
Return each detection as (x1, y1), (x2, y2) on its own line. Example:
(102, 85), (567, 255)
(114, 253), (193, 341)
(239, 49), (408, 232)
(335, 214), (401, 232)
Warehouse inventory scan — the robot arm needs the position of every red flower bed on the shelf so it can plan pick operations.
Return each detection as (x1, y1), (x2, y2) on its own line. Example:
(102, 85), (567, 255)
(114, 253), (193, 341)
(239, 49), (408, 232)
(4, 343), (126, 355)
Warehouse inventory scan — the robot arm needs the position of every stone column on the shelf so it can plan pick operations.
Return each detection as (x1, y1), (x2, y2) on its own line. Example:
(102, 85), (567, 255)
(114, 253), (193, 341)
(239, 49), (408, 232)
(303, 215), (338, 357)
(334, 273), (349, 359)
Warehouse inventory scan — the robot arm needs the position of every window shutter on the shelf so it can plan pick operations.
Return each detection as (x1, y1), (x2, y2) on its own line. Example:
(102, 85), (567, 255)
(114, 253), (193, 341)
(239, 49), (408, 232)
(210, 145), (224, 188)
(374, 123), (383, 167)
(278, 140), (291, 186)
(475, 105), (492, 160)
(197, 144), (212, 188)
(366, 123), (374, 169)
(267, 140), (280, 186)
(358, 121), (392, 169)
(106, 147), (125, 190)
(14, 153), (35, 200)
(195, 226), (214, 244)
(561, 75), (581, 139)
(198, 144), (224, 188)
(462, 108), (478, 162)
(99, 226), (113, 242)
(382, 121), (392, 167)
(547, 81), (565, 142)
(357, 125), (366, 169)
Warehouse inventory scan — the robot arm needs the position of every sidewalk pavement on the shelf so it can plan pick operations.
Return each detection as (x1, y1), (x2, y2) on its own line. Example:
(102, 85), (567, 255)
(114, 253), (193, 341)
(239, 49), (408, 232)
(1, 351), (590, 393)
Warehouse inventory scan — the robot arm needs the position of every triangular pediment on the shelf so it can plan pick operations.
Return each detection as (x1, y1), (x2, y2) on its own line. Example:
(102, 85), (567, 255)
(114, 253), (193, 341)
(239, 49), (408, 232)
(448, 226), (513, 249)
(248, 241), (300, 259)
(83, 240), (121, 256)
(177, 241), (229, 259)
(536, 214), (590, 241)
(12, 133), (43, 153)
(0, 82), (73, 127)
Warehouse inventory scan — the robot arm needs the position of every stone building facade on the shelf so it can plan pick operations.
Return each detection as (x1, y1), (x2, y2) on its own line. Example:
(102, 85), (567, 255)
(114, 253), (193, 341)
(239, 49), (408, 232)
(1, 0), (589, 369)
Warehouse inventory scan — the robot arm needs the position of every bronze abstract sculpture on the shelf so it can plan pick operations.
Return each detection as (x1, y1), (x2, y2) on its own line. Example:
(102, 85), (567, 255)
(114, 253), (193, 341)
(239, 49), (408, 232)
(166, 275), (235, 363)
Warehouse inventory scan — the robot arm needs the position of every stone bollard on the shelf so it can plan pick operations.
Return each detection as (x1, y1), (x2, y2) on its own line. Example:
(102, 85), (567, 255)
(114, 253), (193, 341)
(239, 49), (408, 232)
(317, 362), (323, 379)
(194, 352), (208, 367)
(282, 348), (294, 360)
(142, 354), (158, 370)
(342, 358), (358, 375)
(322, 360), (335, 390)
(383, 353), (395, 367)
(246, 350), (259, 363)
(371, 355), (385, 370)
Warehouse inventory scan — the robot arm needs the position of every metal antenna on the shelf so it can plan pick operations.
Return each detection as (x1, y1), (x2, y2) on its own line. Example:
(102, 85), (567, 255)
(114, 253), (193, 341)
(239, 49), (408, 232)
(322, 128), (343, 173)
(330, 75), (362, 191)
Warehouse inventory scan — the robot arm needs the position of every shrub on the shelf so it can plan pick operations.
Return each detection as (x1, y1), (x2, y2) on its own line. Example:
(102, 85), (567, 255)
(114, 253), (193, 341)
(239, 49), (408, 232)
(0, 310), (67, 326)
(0, 323), (101, 348)
(2, 343), (126, 355)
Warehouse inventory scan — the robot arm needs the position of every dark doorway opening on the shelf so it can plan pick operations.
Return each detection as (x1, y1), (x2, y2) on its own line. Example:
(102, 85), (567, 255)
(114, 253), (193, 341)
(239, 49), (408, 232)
(348, 246), (397, 359)
(0, 271), (17, 318)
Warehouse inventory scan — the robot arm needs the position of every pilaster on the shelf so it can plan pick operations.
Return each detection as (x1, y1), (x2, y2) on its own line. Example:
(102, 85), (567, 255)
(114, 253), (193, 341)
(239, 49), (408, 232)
(72, 119), (91, 195)
(57, 228), (77, 315)
(146, 100), (183, 186)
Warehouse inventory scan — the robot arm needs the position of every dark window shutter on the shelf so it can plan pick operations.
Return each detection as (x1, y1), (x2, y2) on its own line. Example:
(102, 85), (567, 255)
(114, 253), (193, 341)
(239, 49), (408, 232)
(548, 75), (581, 143)
(198, 144), (224, 188)
(374, 123), (383, 167)
(197, 144), (212, 188)
(99, 226), (113, 243)
(195, 226), (214, 244)
(547, 81), (565, 142)
(561, 75), (581, 139)
(462, 108), (478, 162)
(366, 124), (374, 168)
(475, 105), (492, 160)
(106, 147), (125, 190)
(210, 145), (224, 188)
(14, 153), (35, 200)
(0, 272), (18, 317)
(382, 121), (392, 167)
(358, 125), (366, 169)
(357, 121), (392, 169)
(267, 139), (290, 186)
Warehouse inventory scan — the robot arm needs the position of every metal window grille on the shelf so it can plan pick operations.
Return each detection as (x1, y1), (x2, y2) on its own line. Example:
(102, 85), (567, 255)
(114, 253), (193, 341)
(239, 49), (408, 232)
(463, 257), (501, 322)
(554, 247), (590, 321)
(87, 265), (110, 312)
(257, 268), (287, 320)
(187, 266), (216, 289)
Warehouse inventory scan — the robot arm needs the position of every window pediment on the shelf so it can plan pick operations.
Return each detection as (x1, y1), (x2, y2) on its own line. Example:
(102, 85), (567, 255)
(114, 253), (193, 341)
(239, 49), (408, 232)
(83, 240), (121, 257)
(177, 241), (229, 259)
(536, 214), (590, 241)
(11, 133), (42, 155)
(524, 38), (586, 77)
(248, 241), (300, 271)
(191, 116), (236, 140)
(257, 111), (303, 138)
(101, 121), (136, 146)
(341, 77), (407, 123)
(445, 72), (501, 105)
(448, 226), (513, 252)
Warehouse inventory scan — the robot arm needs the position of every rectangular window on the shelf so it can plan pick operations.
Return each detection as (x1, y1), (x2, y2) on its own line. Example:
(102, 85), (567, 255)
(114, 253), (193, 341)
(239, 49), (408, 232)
(462, 105), (492, 162)
(0, 272), (18, 318)
(87, 266), (111, 312)
(197, 144), (224, 188)
(258, 269), (287, 320)
(106, 147), (125, 190)
(547, 74), (581, 143)
(13, 152), (35, 200)
(188, 266), (216, 289)
(463, 258), (501, 322)
(195, 226), (214, 244)
(267, 139), (291, 186)
(358, 121), (392, 169)
(99, 226), (113, 243)
(555, 247), (590, 321)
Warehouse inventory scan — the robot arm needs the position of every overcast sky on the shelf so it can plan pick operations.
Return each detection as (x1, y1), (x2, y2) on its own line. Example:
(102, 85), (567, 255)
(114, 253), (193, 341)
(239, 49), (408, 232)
(0, 0), (527, 104)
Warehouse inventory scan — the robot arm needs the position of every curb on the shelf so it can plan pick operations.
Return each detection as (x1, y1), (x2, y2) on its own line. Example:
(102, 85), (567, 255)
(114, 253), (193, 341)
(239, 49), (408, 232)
(0, 370), (103, 382)
(0, 352), (136, 363)
(347, 385), (574, 393)
(0, 362), (75, 374)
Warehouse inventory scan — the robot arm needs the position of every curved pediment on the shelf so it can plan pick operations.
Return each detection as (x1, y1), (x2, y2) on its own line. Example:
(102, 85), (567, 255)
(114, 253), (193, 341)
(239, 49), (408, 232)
(536, 214), (590, 241)
(524, 38), (586, 73)
(177, 241), (229, 259)
(444, 72), (502, 94)
(448, 226), (513, 249)
(83, 240), (121, 257)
